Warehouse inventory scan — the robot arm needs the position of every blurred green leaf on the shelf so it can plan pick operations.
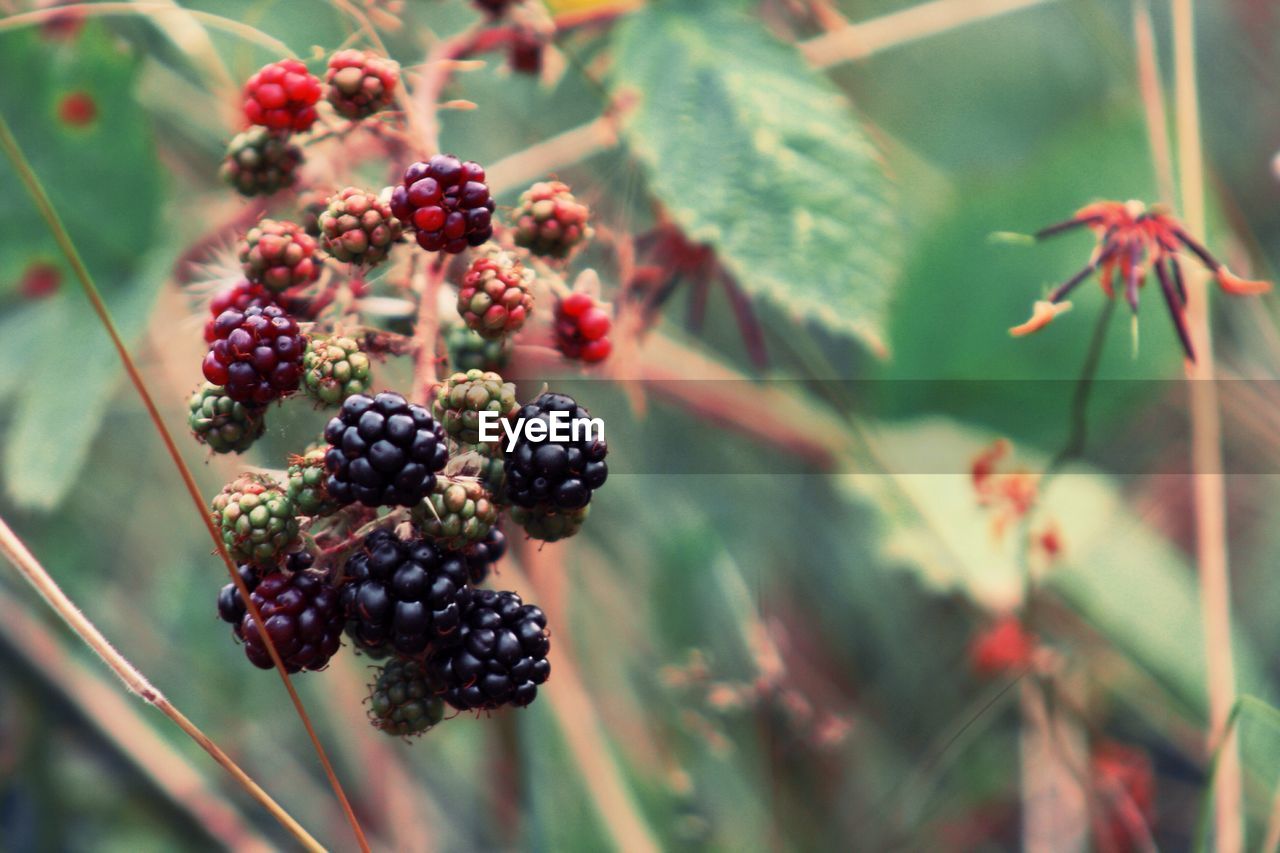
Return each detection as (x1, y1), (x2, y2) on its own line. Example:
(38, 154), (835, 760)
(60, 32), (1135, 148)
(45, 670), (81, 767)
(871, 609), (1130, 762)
(612, 1), (900, 352)
(0, 25), (163, 509)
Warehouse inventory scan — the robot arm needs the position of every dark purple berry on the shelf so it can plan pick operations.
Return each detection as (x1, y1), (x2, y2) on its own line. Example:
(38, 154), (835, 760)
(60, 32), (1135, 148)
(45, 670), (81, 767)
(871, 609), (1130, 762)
(324, 391), (448, 508)
(429, 589), (550, 711)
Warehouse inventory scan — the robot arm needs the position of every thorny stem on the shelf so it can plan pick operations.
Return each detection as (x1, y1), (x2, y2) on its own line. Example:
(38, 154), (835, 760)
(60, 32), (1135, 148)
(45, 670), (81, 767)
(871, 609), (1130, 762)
(1171, 0), (1243, 848)
(0, 111), (371, 853)
(0, 515), (323, 852)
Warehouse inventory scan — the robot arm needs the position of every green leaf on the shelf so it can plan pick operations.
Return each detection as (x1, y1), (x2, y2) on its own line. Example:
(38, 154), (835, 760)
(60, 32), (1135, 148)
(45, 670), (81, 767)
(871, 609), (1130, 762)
(0, 24), (163, 509)
(611, 1), (900, 352)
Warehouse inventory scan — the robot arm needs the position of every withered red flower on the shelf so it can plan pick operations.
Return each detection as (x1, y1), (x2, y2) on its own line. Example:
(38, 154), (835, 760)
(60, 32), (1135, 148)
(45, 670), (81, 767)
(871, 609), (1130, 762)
(1011, 200), (1270, 361)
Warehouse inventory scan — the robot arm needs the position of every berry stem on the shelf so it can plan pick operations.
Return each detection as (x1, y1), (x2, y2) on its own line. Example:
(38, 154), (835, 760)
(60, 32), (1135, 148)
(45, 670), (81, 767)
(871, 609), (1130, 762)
(0, 110), (372, 853)
(0, 514), (324, 852)
(1171, 0), (1243, 848)
(411, 256), (447, 403)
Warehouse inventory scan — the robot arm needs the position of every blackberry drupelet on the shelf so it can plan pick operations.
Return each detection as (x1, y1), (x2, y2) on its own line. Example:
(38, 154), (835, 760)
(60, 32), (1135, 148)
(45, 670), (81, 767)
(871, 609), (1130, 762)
(340, 528), (472, 656)
(464, 527), (506, 584)
(323, 391), (449, 507)
(430, 588), (550, 711)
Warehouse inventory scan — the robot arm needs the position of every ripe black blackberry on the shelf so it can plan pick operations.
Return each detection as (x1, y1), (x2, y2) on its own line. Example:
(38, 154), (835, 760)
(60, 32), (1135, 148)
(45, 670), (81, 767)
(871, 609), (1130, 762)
(323, 392), (449, 507)
(232, 563), (344, 673)
(340, 528), (472, 656)
(430, 589), (550, 711)
(216, 551), (313, 624)
(464, 527), (506, 584)
(203, 303), (305, 405)
(505, 393), (608, 510)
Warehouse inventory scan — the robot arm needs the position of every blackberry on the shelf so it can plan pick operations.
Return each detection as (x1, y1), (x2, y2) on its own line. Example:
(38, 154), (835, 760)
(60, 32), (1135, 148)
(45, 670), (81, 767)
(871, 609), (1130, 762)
(202, 304), (306, 405)
(324, 392), (449, 507)
(456, 253), (534, 340)
(389, 155), (494, 254)
(234, 568), (344, 672)
(554, 292), (613, 364)
(287, 446), (339, 516)
(464, 527), (506, 584)
(220, 127), (301, 197)
(510, 504), (588, 542)
(297, 188), (333, 238)
(512, 180), (592, 260)
(412, 476), (499, 549)
(239, 219), (320, 293)
(367, 658), (446, 736)
(216, 563), (263, 625)
(325, 49), (400, 120)
(430, 589), (550, 711)
(317, 187), (403, 268)
(505, 393), (607, 510)
(210, 473), (300, 563)
(432, 369), (518, 448)
(340, 528), (472, 656)
(243, 58), (322, 132)
(187, 382), (265, 454)
(445, 325), (510, 372)
(302, 334), (373, 405)
(203, 281), (275, 344)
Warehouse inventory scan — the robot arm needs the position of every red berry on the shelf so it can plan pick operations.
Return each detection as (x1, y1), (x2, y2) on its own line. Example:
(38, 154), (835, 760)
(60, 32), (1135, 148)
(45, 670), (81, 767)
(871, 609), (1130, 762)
(239, 219), (321, 293)
(325, 49), (399, 120)
(203, 304), (305, 405)
(513, 180), (593, 259)
(204, 281), (276, 343)
(317, 187), (404, 267)
(390, 155), (495, 254)
(57, 91), (96, 127)
(234, 569), (344, 672)
(554, 294), (613, 363)
(968, 616), (1035, 677)
(243, 59), (321, 132)
(457, 254), (534, 339)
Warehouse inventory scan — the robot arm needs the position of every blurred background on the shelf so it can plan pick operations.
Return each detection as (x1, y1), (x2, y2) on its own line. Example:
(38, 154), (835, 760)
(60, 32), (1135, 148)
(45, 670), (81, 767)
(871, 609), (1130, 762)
(3, 0), (1280, 849)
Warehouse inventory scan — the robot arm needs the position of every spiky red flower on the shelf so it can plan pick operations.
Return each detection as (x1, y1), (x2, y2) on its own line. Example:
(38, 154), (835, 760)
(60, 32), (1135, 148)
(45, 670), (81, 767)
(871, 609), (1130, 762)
(1011, 200), (1270, 361)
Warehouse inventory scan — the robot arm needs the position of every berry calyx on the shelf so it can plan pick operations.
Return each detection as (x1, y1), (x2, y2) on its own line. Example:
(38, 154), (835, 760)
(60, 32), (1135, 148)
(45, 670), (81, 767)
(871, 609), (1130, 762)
(368, 658), (446, 736)
(204, 281), (275, 344)
(187, 382), (266, 454)
(512, 180), (593, 260)
(323, 391), (449, 507)
(220, 127), (301, 197)
(286, 446), (340, 516)
(302, 334), (373, 406)
(239, 219), (320, 293)
(432, 369), (519, 447)
(389, 155), (495, 254)
(202, 303), (306, 406)
(340, 528), (472, 655)
(233, 568), (345, 672)
(210, 473), (300, 564)
(445, 325), (511, 372)
(243, 58), (322, 132)
(456, 253), (534, 340)
(317, 187), (403, 267)
(554, 292), (613, 363)
(429, 588), (550, 711)
(325, 49), (400, 120)
(510, 504), (588, 542)
(413, 477), (499, 549)
(505, 392), (608, 511)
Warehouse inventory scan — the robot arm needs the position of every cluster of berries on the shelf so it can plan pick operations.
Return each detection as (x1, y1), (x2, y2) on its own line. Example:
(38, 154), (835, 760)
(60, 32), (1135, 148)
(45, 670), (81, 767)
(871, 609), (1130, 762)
(189, 45), (617, 737)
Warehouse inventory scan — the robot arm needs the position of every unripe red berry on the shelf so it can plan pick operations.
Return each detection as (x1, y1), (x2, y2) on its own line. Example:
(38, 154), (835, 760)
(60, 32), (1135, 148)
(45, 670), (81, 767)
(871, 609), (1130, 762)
(554, 293), (613, 363)
(243, 58), (322, 132)
(457, 254), (534, 340)
(204, 281), (276, 344)
(239, 219), (321, 293)
(390, 155), (495, 254)
(325, 49), (400, 120)
(203, 304), (306, 405)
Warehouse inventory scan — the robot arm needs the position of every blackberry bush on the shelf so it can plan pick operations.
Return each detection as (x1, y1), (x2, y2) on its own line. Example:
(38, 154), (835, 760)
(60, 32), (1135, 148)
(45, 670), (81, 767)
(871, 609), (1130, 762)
(323, 392), (449, 507)
(430, 589), (550, 711)
(220, 127), (301, 197)
(367, 658), (446, 736)
(202, 303), (305, 405)
(187, 382), (265, 454)
(389, 155), (494, 253)
(505, 393), (608, 510)
(340, 528), (472, 655)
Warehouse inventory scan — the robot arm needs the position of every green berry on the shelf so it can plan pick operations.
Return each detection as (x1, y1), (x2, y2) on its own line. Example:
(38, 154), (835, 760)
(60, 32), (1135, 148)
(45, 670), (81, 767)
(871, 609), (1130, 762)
(368, 658), (445, 737)
(510, 504), (588, 542)
(220, 127), (301, 197)
(187, 382), (265, 454)
(302, 335), (372, 405)
(413, 477), (499, 548)
(431, 369), (518, 448)
(445, 325), (511, 373)
(286, 446), (339, 516)
(210, 473), (299, 563)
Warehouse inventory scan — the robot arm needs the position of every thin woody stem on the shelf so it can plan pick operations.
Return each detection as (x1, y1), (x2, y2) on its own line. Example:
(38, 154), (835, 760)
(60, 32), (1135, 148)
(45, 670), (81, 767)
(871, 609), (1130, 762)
(0, 110), (371, 853)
